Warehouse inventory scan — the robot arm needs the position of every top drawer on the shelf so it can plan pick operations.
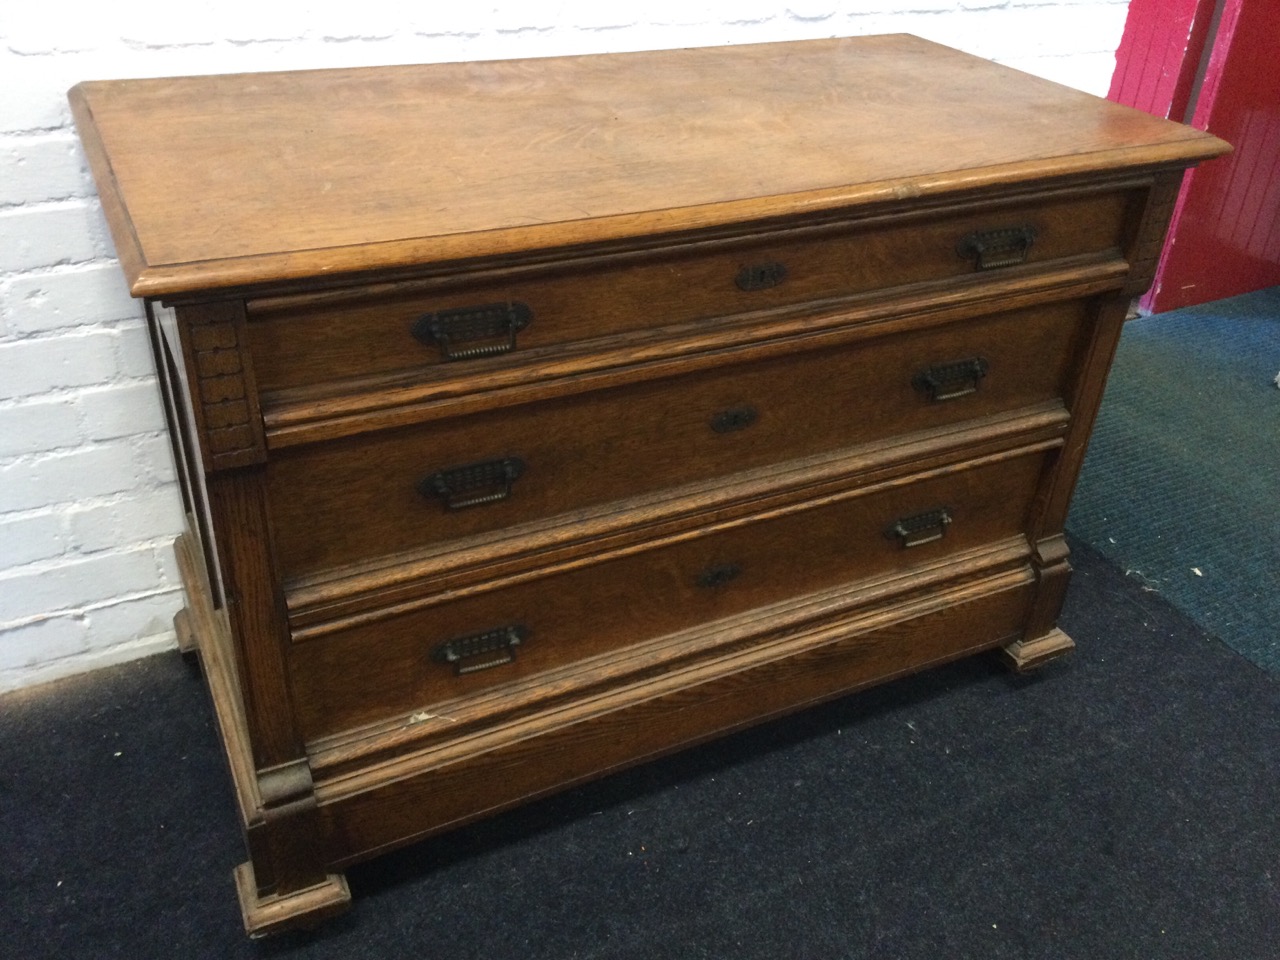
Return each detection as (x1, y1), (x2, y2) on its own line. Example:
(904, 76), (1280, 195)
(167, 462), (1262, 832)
(244, 188), (1134, 393)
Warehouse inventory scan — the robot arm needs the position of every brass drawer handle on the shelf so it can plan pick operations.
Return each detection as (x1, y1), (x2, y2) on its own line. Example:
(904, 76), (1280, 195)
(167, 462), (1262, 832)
(411, 302), (533, 361)
(419, 456), (526, 510)
(710, 405), (759, 434)
(735, 261), (787, 291)
(957, 226), (1036, 270)
(888, 507), (952, 548)
(913, 357), (989, 401)
(697, 562), (742, 589)
(431, 624), (528, 675)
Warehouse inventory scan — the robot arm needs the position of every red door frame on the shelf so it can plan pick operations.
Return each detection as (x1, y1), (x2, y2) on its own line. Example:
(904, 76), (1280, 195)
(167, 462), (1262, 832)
(1110, 0), (1280, 312)
(1109, 0), (1216, 123)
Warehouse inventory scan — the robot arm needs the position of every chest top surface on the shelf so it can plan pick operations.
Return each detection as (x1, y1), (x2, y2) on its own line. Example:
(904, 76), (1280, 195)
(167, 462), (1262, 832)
(70, 34), (1227, 298)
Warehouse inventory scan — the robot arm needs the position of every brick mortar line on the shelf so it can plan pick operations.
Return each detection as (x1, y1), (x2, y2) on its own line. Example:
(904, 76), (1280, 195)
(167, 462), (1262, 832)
(0, 257), (120, 283)
(0, 321), (150, 349)
(0, 484), (179, 522)
(0, 123), (75, 137)
(0, 323), (148, 346)
(0, 379), (156, 406)
(0, 428), (171, 468)
(0, 492), (178, 527)
(0, 196), (102, 214)
(0, 535), (178, 562)
(0, 256), (119, 278)
(0, 194), (99, 213)
(0, 539), (180, 582)
(0, 130), (81, 143)
(0, 10), (1130, 58)
(0, 538), (174, 580)
(0, 555), (178, 588)
(0, 442), (166, 474)
(0, 373), (159, 402)
(3, 46), (99, 58)
(0, 584), (184, 635)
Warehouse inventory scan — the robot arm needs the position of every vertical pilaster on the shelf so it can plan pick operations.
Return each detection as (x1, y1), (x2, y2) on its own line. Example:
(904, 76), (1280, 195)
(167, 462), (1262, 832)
(173, 300), (344, 921)
(1004, 173), (1187, 671)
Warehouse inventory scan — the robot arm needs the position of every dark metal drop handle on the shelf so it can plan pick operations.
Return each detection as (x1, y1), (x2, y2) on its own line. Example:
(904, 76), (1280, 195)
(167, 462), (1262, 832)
(431, 625), (528, 675)
(913, 357), (990, 401)
(419, 456), (526, 510)
(888, 508), (953, 549)
(411, 302), (533, 361)
(957, 226), (1036, 270)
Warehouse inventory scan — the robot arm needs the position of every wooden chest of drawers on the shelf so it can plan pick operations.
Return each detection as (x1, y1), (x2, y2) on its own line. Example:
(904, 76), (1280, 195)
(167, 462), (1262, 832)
(70, 35), (1227, 934)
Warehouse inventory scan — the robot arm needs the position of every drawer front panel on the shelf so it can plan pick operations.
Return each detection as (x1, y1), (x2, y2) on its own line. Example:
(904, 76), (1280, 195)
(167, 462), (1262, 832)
(289, 447), (1050, 740)
(246, 189), (1130, 392)
(315, 575), (1035, 860)
(267, 300), (1087, 580)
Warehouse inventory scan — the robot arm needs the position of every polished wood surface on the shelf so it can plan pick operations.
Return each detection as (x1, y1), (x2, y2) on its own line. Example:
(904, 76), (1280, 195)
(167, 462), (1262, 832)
(69, 34), (1226, 297)
(266, 299), (1086, 580)
(258, 258), (1129, 448)
(70, 35), (1229, 934)
(313, 564), (1039, 860)
(290, 444), (1052, 740)
(243, 187), (1131, 393)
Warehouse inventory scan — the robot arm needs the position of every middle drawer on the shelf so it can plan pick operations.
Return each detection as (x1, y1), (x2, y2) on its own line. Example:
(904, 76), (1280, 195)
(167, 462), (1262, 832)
(266, 299), (1087, 581)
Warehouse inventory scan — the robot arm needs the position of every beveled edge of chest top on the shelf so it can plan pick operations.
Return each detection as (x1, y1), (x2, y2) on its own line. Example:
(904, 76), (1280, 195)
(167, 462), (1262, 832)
(70, 33), (1228, 300)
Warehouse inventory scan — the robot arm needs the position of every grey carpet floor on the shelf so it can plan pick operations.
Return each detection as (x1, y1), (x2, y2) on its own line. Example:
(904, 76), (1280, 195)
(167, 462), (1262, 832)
(1068, 285), (1280, 673)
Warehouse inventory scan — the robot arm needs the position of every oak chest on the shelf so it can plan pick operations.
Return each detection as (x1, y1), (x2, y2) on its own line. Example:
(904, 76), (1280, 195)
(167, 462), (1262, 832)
(70, 35), (1228, 934)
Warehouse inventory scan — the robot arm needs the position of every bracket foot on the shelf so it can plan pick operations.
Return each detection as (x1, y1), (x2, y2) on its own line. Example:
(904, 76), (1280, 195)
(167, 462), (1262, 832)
(999, 627), (1075, 673)
(173, 607), (198, 656)
(234, 861), (351, 938)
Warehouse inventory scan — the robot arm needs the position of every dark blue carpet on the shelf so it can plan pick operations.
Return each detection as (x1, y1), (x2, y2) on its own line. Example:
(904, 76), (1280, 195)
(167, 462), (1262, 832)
(2, 540), (1278, 959)
(1068, 286), (1280, 673)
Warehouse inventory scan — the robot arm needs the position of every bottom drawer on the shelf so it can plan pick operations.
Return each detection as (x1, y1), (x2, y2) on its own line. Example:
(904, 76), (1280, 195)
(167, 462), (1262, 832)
(290, 445), (1052, 741)
(317, 565), (1037, 862)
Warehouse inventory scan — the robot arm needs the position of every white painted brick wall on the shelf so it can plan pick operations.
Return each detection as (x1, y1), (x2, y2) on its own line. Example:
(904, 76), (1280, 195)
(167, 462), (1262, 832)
(0, 0), (1130, 692)
(6, 265), (137, 334)
(0, 203), (109, 272)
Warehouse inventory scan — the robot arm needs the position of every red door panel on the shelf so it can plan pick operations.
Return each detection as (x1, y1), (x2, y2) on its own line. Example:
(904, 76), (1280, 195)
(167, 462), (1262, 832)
(1111, 0), (1280, 311)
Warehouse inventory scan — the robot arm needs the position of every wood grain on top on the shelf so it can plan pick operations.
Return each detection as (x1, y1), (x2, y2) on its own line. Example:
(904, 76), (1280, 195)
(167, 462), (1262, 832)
(69, 34), (1229, 297)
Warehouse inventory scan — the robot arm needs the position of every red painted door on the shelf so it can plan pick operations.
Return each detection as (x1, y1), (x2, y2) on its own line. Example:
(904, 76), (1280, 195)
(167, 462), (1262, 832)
(1109, 0), (1215, 123)
(1111, 0), (1280, 311)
